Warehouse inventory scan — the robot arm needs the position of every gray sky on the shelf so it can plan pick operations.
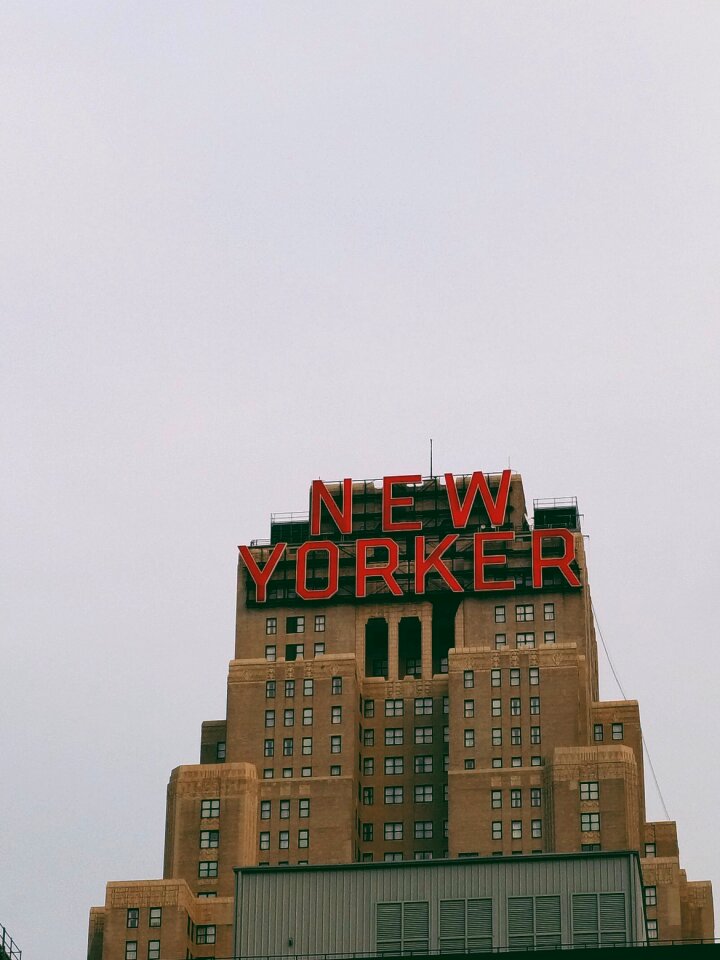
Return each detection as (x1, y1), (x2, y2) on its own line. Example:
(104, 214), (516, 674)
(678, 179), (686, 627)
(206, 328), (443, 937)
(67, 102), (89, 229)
(2, 3), (719, 956)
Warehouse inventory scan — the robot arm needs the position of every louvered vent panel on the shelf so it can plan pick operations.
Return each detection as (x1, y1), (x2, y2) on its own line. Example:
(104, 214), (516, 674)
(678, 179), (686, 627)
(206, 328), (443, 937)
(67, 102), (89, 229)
(403, 901), (429, 952)
(508, 897), (534, 949)
(572, 894), (599, 947)
(377, 902), (402, 955)
(467, 899), (493, 952)
(600, 893), (626, 931)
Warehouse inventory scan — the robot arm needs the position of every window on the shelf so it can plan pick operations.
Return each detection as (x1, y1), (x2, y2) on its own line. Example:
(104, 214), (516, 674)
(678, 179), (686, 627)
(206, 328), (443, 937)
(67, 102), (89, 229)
(331, 705), (342, 724)
(491, 669), (501, 687)
(511, 727), (522, 745)
(283, 708), (294, 727)
(363, 729), (375, 747)
(280, 799), (290, 819)
(362, 823), (374, 841)
(463, 699), (474, 718)
(492, 757), (502, 768)
(529, 787), (541, 807)
(196, 925), (216, 945)
(285, 679), (295, 697)
(303, 679), (314, 696)
(216, 741), (226, 761)
(364, 699), (375, 718)
(265, 710), (275, 728)
(260, 800), (271, 820)
(464, 758), (475, 769)
(492, 728), (502, 746)
(512, 756), (522, 767)
(531, 819), (542, 838)
(265, 645), (276, 661)
(301, 707), (312, 725)
(414, 697), (432, 715)
(149, 907), (162, 928)
(529, 667), (540, 686)
(491, 699), (501, 717)
(265, 680), (276, 698)
(385, 728), (403, 746)
(283, 737), (293, 756)
(510, 697), (521, 716)
(279, 830), (290, 849)
(363, 757), (374, 775)
(287, 616), (305, 634)
(581, 843), (601, 852)
(511, 820), (522, 839)
(147, 941), (160, 960)
(530, 726), (541, 744)
(510, 668), (520, 686)
(492, 821), (502, 840)
(443, 696), (449, 714)
(543, 603), (555, 621)
(464, 729), (475, 747)
(362, 787), (374, 805)
(415, 726), (432, 744)
(405, 657), (421, 677)
(330, 735), (342, 753)
(198, 860), (218, 878)
(647, 919), (658, 940)
(516, 632), (535, 648)
(593, 723), (604, 742)
(495, 633), (507, 648)
(530, 696), (540, 715)
(127, 909), (139, 928)
(266, 617), (277, 634)
(197, 891), (216, 898)
(645, 886), (657, 907)
(612, 723), (624, 740)
(415, 755), (433, 773)
(263, 739), (274, 757)
(385, 699), (404, 717)
(125, 943), (138, 960)
(495, 605), (506, 623)
(385, 786), (404, 804)
(200, 830), (219, 848)
(314, 642), (325, 656)
(282, 767), (293, 778)
(581, 812), (600, 832)
(330, 675), (343, 695)
(531, 756), (542, 766)
(384, 822), (403, 840)
(385, 756), (404, 775)
(415, 785), (433, 803)
(301, 765), (312, 777)
(511, 788), (522, 808)
(544, 631), (556, 643)
(262, 767), (273, 778)
(580, 781), (599, 801)
(298, 828), (309, 847)
(645, 843), (656, 858)
(491, 790), (502, 809)
(464, 670), (474, 688)
(516, 603), (534, 621)
(415, 821), (433, 839)
(315, 614), (325, 632)
(415, 851), (432, 860)
(286, 641), (304, 660)
(443, 784), (449, 801)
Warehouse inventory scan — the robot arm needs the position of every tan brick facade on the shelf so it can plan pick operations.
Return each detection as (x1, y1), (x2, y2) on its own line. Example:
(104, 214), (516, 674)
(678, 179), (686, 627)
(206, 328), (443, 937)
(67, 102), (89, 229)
(88, 473), (713, 956)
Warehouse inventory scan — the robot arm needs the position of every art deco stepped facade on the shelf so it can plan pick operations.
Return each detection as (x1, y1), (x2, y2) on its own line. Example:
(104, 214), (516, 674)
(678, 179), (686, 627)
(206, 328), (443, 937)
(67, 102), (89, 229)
(88, 473), (714, 959)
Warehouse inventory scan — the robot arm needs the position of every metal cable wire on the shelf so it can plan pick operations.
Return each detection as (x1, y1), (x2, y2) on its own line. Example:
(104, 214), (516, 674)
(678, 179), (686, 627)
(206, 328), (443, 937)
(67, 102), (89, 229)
(591, 600), (671, 821)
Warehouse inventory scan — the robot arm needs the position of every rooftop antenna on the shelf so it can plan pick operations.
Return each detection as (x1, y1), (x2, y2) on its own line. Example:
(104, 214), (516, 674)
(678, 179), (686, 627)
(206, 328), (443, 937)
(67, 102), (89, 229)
(429, 438), (433, 478)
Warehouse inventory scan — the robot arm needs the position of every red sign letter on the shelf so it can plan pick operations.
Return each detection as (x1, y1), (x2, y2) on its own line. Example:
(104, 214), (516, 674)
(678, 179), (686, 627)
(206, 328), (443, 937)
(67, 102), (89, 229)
(296, 540), (339, 600)
(356, 538), (403, 598)
(310, 479), (353, 536)
(532, 529), (581, 588)
(473, 532), (515, 591)
(414, 535), (462, 594)
(382, 475), (422, 531)
(238, 542), (286, 602)
(444, 470), (512, 527)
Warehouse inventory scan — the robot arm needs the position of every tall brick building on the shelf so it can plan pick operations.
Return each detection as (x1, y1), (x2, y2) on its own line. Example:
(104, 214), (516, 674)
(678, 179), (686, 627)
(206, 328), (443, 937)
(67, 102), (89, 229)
(88, 472), (713, 958)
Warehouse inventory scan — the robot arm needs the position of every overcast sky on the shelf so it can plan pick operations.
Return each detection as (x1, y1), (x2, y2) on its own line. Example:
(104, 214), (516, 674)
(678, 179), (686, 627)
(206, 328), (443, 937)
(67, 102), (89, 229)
(2, 3), (719, 956)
